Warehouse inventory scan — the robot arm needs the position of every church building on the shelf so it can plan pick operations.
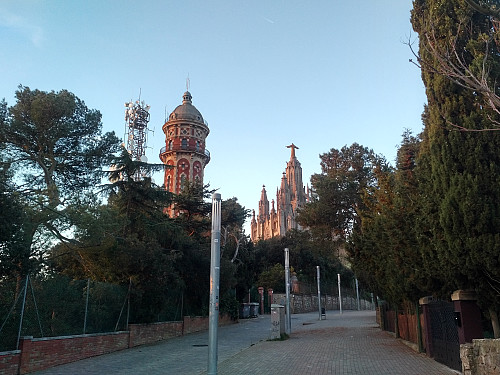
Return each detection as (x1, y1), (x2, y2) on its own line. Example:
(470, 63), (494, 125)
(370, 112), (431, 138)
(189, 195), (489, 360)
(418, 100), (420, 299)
(250, 144), (310, 241)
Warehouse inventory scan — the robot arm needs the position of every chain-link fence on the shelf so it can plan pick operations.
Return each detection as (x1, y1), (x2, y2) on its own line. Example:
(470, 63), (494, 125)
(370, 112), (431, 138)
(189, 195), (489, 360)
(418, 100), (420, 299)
(0, 274), (184, 352)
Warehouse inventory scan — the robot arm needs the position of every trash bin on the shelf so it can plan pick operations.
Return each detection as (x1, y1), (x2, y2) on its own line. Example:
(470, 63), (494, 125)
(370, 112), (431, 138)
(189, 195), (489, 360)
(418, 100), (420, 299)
(321, 307), (326, 319)
(270, 304), (285, 339)
(249, 302), (259, 317)
(239, 303), (250, 319)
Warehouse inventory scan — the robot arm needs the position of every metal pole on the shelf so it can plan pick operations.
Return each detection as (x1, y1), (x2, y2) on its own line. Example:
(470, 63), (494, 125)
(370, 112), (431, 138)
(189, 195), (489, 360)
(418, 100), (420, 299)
(355, 278), (360, 311)
(126, 278), (131, 330)
(83, 279), (90, 334)
(16, 275), (29, 350)
(284, 248), (291, 334)
(317, 266), (322, 320)
(337, 273), (343, 315)
(29, 276), (43, 337)
(208, 193), (221, 375)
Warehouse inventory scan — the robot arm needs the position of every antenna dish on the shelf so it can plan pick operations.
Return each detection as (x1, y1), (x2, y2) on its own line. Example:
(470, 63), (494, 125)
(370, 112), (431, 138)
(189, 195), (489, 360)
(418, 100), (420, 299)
(140, 155), (148, 163)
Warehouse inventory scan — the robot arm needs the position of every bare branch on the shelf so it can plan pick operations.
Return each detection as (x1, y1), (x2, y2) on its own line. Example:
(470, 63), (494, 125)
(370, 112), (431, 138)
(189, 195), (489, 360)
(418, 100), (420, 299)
(407, 16), (500, 131)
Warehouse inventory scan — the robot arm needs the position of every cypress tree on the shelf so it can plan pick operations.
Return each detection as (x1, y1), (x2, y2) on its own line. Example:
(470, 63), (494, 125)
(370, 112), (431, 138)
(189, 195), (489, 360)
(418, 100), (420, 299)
(411, 0), (500, 328)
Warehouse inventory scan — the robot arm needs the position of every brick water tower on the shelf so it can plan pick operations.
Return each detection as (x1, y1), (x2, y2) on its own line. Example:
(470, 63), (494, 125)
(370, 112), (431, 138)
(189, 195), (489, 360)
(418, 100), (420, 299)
(159, 91), (210, 196)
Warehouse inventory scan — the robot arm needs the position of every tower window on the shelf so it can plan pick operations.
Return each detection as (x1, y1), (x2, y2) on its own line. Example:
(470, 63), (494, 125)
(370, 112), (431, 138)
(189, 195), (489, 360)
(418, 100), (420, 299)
(180, 174), (187, 191)
(168, 140), (173, 150)
(167, 175), (171, 191)
(181, 138), (188, 149)
(196, 140), (200, 151)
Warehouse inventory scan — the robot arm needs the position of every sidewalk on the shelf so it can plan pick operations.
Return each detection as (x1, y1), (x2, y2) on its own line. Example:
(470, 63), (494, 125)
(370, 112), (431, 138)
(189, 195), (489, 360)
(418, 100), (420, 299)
(35, 310), (459, 375)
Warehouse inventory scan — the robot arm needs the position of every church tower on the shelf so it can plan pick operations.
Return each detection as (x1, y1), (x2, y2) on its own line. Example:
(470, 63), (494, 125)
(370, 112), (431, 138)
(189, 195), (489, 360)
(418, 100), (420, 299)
(251, 144), (309, 241)
(159, 91), (210, 195)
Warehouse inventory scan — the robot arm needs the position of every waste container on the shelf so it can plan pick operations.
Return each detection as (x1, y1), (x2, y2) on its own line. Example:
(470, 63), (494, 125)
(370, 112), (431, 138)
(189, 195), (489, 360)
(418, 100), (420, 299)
(239, 303), (250, 319)
(249, 302), (259, 317)
(321, 307), (326, 319)
(270, 304), (285, 339)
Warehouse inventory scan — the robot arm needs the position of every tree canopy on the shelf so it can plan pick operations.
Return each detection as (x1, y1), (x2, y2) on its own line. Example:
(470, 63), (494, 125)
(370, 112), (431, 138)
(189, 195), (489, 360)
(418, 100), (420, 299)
(0, 86), (120, 281)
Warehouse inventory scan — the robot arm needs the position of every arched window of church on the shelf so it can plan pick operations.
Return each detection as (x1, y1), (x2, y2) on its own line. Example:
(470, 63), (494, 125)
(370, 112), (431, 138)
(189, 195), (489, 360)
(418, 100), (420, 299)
(196, 140), (200, 151)
(167, 176), (171, 191)
(181, 139), (188, 150)
(168, 140), (173, 150)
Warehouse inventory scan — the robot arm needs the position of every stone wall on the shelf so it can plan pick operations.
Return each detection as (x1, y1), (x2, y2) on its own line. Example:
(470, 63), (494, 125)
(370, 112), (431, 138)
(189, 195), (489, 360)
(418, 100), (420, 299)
(273, 293), (373, 314)
(461, 339), (500, 375)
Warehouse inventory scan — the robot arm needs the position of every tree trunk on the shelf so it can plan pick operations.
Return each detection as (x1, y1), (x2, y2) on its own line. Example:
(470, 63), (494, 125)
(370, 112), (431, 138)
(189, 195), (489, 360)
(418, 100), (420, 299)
(490, 309), (500, 338)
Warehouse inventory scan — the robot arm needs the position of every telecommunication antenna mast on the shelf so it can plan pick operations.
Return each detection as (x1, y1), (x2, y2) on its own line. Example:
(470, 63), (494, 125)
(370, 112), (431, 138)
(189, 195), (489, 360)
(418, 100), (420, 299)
(124, 98), (151, 179)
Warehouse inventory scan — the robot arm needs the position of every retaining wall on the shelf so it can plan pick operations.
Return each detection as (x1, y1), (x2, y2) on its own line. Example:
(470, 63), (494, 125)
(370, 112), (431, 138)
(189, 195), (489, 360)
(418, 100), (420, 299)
(128, 321), (183, 347)
(0, 315), (235, 375)
(273, 293), (372, 314)
(18, 332), (129, 374)
(0, 351), (20, 375)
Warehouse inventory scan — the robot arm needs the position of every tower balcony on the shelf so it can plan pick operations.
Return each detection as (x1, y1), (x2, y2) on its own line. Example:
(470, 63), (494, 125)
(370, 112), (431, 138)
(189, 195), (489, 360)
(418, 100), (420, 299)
(159, 144), (210, 164)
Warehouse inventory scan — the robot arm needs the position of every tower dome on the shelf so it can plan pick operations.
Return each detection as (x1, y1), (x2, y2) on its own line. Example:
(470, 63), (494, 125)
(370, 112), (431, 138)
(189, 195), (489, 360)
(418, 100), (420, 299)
(160, 90), (210, 212)
(169, 91), (204, 123)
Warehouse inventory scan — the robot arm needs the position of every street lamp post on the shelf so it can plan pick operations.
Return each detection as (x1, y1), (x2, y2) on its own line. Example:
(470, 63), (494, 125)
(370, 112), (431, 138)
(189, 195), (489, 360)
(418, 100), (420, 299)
(284, 248), (291, 334)
(207, 193), (221, 375)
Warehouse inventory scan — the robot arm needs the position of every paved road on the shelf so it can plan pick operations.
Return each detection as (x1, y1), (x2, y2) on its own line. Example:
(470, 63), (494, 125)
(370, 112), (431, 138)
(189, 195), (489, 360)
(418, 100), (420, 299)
(35, 310), (459, 375)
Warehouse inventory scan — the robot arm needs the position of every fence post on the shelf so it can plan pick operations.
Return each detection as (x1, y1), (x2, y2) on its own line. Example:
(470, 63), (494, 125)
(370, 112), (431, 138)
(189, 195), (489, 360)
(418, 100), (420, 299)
(416, 301), (424, 353)
(355, 279), (360, 311)
(83, 279), (90, 334)
(16, 275), (29, 350)
(337, 274), (342, 314)
(394, 307), (400, 338)
(419, 296), (434, 357)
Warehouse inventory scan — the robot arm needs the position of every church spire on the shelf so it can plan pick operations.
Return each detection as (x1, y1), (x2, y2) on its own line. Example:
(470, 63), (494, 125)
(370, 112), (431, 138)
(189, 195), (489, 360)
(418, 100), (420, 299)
(258, 185), (269, 219)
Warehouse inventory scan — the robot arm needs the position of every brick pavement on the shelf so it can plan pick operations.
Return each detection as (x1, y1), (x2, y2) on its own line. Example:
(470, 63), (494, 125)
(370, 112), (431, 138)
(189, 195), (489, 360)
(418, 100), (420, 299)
(205, 311), (459, 375)
(34, 310), (460, 375)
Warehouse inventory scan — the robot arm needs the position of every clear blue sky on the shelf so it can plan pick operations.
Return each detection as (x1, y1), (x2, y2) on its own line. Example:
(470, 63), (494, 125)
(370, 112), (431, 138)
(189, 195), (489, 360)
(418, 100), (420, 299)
(1, 1), (426, 232)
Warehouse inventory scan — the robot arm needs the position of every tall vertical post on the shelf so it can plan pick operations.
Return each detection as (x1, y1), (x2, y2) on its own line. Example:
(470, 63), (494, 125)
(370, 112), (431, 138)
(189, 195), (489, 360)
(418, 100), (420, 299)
(317, 266), (322, 320)
(337, 273), (343, 315)
(284, 248), (291, 334)
(208, 193), (221, 375)
(83, 278), (90, 334)
(16, 275), (29, 350)
(355, 278), (360, 311)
